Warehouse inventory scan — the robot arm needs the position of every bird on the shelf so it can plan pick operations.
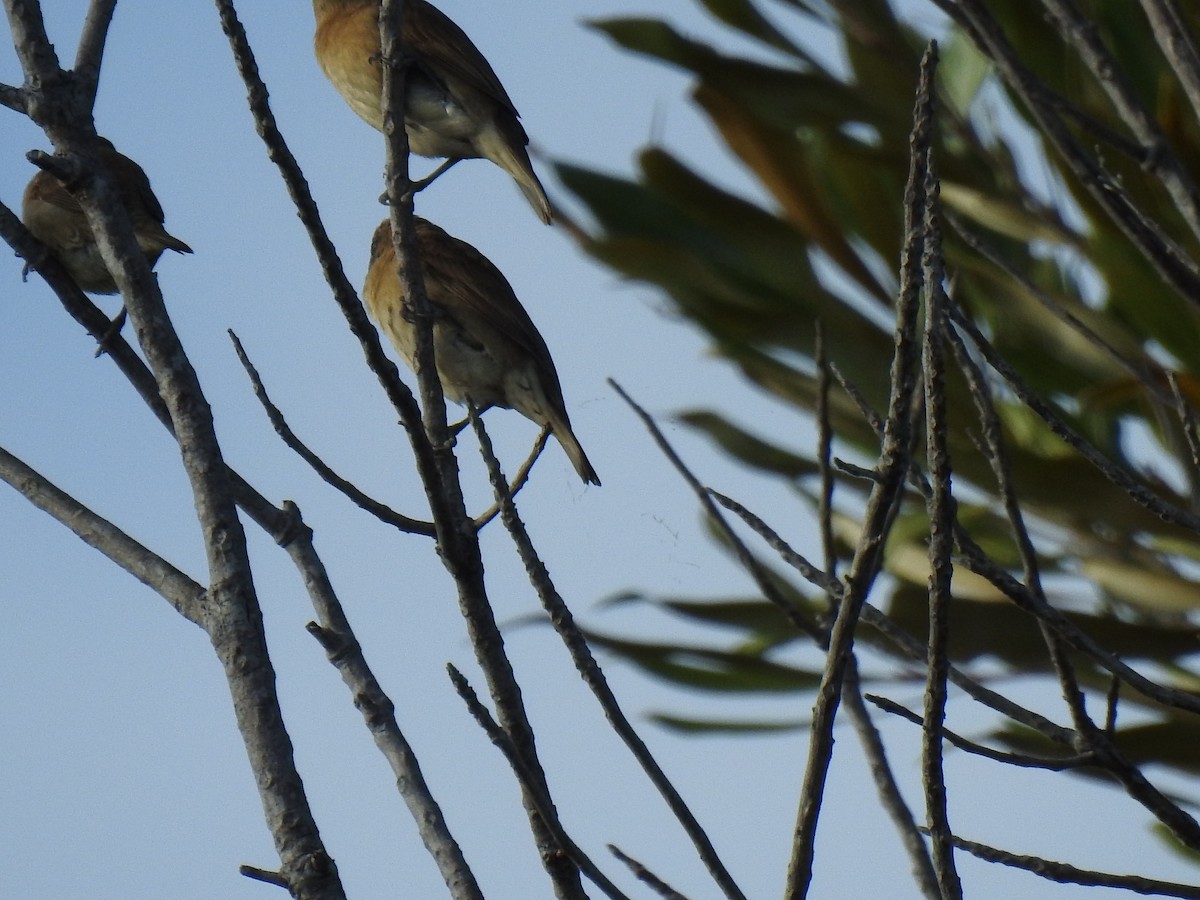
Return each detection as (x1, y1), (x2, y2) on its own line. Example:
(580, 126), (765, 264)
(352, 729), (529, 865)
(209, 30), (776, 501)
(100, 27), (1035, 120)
(313, 0), (553, 224)
(21, 137), (193, 295)
(364, 216), (599, 485)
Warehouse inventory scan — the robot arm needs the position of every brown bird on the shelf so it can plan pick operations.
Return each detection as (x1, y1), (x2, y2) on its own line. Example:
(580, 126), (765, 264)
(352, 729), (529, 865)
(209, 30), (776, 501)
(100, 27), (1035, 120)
(364, 217), (599, 485)
(313, 0), (553, 224)
(21, 137), (193, 295)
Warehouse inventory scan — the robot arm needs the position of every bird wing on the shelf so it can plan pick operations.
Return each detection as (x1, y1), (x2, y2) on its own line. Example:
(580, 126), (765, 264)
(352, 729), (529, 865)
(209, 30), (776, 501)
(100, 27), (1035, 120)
(29, 172), (83, 214)
(407, 0), (522, 119)
(104, 147), (168, 224)
(423, 227), (568, 405)
(32, 143), (167, 223)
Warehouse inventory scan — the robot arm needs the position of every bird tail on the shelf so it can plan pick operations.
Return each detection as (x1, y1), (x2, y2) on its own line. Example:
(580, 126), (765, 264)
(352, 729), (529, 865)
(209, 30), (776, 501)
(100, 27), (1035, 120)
(477, 126), (553, 225)
(554, 422), (601, 486)
(160, 232), (194, 255)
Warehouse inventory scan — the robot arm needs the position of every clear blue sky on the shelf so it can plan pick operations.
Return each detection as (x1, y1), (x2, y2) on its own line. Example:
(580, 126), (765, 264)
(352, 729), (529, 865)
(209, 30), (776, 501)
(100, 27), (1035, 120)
(0, 2), (1193, 898)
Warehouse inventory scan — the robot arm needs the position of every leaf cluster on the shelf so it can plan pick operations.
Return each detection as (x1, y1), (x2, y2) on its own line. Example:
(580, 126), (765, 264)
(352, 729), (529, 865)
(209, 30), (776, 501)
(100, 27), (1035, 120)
(562, 0), (1200, 783)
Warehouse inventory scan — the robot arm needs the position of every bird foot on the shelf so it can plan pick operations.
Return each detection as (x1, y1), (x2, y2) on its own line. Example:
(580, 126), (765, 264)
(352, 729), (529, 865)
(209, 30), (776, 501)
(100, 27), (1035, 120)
(93, 306), (128, 358)
(400, 300), (445, 325)
(19, 243), (50, 282)
(376, 159), (462, 206)
(411, 158), (461, 193)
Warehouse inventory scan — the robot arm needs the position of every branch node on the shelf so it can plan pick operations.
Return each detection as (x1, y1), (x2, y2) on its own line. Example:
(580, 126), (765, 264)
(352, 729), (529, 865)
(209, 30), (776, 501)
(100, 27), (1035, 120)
(238, 865), (289, 889)
(274, 500), (310, 548)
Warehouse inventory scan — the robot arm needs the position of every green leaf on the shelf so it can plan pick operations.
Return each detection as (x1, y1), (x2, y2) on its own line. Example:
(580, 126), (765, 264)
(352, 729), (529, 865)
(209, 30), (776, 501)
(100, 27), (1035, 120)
(649, 713), (806, 733)
(585, 631), (822, 692)
(678, 410), (817, 477)
(695, 0), (810, 59)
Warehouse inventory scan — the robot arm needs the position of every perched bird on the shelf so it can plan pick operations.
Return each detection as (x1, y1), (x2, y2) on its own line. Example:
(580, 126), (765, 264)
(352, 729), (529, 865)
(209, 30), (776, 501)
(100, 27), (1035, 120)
(364, 217), (599, 485)
(21, 137), (192, 295)
(313, 0), (553, 224)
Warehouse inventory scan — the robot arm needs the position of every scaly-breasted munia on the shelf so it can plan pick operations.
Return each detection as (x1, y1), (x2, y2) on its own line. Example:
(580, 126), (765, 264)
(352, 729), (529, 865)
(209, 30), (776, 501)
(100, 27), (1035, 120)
(22, 138), (192, 295)
(313, 0), (553, 224)
(364, 217), (599, 485)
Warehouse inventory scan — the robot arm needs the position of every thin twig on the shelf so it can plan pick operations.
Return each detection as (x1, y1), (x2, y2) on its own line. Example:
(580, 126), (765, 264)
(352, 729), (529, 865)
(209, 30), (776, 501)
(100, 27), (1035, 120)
(950, 834), (1200, 898)
(1136, 0), (1200, 140)
(229, 330), (435, 535)
(919, 147), (963, 900)
(843, 666), (940, 899)
(607, 846), (691, 900)
(947, 213), (1174, 409)
(446, 666), (632, 900)
(1167, 371), (1200, 509)
(612, 381), (823, 644)
(473, 425), (551, 529)
(814, 321), (838, 610)
(1105, 676), (1121, 737)
(785, 42), (940, 900)
(708, 490), (841, 597)
(1038, 0), (1200, 242)
(375, 6), (583, 892)
(709, 483), (1077, 747)
(304, 613), (483, 900)
(469, 406), (749, 900)
(930, 0), (1200, 308)
(867, 695), (1094, 771)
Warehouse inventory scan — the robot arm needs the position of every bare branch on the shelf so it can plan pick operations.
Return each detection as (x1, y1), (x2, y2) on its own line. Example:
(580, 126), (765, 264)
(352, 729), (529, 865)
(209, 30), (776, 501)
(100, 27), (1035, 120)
(210, 0), (436, 481)
(74, 0), (117, 110)
(814, 322), (837, 606)
(830, 311), (1200, 720)
(607, 846), (691, 900)
(843, 667), (940, 899)
(473, 426), (551, 529)
(229, 330), (436, 536)
(3, 1), (61, 98)
(380, 0), (452, 459)
(239, 865), (290, 889)
(305, 616), (483, 900)
(785, 42), (940, 900)
(953, 543), (1200, 719)
(216, 3), (578, 891)
(1039, 0), (1200, 242)
(1137, 0), (1200, 129)
(867, 695), (1094, 771)
(931, 0), (1200, 307)
(708, 489), (840, 597)
(374, 5), (583, 892)
(947, 213), (1174, 409)
(950, 834), (1200, 898)
(0, 80), (25, 112)
(612, 381), (823, 643)
(446, 665), (633, 900)
(710, 480), (1077, 746)
(942, 311), (1200, 849)
(919, 147), (962, 899)
(3, 4), (350, 893)
(0, 443), (206, 623)
(470, 406), (749, 900)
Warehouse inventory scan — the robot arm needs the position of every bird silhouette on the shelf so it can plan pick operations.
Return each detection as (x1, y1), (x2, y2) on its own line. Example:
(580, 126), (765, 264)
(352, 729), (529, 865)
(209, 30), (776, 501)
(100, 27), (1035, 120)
(22, 138), (192, 295)
(364, 217), (599, 485)
(313, 0), (552, 223)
